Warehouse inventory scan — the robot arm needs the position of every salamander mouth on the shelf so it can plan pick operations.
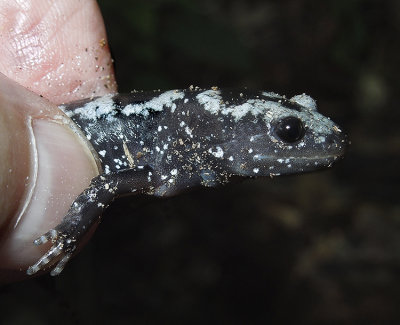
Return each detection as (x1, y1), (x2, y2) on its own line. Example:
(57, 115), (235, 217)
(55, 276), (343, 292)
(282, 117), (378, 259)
(253, 141), (348, 163)
(251, 154), (343, 173)
(253, 153), (345, 161)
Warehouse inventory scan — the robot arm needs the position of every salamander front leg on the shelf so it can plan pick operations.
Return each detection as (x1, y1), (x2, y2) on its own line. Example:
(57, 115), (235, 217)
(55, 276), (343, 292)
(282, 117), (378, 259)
(27, 166), (159, 276)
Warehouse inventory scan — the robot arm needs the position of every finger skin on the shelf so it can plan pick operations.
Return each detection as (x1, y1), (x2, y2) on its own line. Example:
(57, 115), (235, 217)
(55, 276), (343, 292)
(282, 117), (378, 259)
(0, 0), (117, 104)
(0, 73), (100, 283)
(0, 0), (115, 283)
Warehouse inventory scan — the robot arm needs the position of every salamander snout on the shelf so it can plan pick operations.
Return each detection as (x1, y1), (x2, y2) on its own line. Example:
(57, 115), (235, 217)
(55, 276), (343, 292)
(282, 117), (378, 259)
(324, 126), (349, 161)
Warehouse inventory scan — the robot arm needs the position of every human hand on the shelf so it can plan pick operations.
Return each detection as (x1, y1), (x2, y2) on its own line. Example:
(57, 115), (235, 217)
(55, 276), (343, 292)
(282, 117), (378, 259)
(0, 0), (116, 283)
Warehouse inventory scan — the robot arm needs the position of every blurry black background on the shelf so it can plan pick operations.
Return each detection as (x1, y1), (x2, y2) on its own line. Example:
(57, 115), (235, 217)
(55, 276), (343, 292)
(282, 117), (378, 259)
(1, 0), (400, 324)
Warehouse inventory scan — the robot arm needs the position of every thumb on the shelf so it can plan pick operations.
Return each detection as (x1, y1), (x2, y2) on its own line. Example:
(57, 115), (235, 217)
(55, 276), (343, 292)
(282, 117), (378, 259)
(0, 73), (99, 282)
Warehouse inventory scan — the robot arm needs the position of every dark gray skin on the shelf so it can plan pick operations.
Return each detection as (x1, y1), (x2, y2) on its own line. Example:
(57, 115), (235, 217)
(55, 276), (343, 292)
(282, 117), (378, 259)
(27, 88), (348, 276)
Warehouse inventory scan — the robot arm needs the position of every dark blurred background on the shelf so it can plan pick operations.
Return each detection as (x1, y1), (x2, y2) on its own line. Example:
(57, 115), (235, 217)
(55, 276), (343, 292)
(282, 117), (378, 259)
(2, 0), (400, 324)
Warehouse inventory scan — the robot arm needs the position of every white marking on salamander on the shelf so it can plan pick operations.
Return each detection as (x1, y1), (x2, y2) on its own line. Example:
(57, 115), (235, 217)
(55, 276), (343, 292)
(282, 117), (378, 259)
(66, 90), (185, 120)
(196, 90), (280, 121)
(64, 94), (116, 120)
(290, 93), (317, 111)
(122, 90), (185, 117)
(195, 89), (337, 137)
(185, 126), (193, 138)
(208, 146), (224, 158)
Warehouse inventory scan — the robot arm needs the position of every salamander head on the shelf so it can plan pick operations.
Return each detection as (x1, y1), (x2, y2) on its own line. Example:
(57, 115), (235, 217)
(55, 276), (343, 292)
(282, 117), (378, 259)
(197, 90), (348, 178)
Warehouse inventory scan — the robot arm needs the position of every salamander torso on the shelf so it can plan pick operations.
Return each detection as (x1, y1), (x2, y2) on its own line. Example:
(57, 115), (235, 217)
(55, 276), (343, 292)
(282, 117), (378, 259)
(27, 88), (347, 276)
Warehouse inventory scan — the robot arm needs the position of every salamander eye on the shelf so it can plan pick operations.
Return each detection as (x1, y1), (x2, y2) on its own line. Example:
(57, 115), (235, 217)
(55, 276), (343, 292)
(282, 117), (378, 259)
(274, 116), (305, 143)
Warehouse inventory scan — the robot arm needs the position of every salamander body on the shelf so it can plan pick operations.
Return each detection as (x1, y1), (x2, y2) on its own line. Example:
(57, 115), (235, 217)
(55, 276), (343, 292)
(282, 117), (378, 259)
(27, 88), (348, 276)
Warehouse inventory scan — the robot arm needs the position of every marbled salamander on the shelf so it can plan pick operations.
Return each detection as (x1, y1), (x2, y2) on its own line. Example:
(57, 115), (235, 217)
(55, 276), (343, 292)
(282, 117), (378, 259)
(27, 88), (347, 276)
